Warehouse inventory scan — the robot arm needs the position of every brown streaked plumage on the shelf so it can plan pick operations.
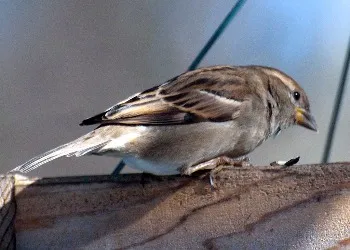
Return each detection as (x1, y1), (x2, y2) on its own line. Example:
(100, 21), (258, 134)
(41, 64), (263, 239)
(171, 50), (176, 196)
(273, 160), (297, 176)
(11, 65), (317, 175)
(80, 66), (249, 126)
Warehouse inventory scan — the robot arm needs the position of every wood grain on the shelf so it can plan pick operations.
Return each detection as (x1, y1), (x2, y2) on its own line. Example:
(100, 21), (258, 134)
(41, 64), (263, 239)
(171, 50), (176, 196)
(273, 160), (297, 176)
(11, 163), (350, 249)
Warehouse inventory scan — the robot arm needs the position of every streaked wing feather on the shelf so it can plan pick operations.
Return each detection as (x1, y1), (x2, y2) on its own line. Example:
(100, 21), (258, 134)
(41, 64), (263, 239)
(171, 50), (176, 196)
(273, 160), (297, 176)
(80, 66), (251, 126)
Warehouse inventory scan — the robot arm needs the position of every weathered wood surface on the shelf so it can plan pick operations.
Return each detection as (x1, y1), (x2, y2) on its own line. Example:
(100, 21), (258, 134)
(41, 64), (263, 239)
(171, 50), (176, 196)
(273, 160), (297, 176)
(11, 163), (350, 249)
(0, 176), (15, 249)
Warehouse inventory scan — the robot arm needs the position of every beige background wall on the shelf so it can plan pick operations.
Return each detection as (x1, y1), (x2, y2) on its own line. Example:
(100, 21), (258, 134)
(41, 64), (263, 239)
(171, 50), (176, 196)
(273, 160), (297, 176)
(1, 0), (349, 177)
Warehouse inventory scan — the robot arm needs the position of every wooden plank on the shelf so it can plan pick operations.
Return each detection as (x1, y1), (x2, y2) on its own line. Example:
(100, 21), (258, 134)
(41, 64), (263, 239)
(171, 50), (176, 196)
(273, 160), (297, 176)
(0, 176), (16, 250)
(11, 163), (350, 249)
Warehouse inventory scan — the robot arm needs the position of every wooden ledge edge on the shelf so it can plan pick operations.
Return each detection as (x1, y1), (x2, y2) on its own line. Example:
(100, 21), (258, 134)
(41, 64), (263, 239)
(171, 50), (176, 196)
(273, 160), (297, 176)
(2, 162), (349, 187)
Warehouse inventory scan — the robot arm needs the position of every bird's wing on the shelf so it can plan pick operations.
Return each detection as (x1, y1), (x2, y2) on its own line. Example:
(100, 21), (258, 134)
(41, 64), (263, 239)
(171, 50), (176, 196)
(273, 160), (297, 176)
(80, 66), (252, 126)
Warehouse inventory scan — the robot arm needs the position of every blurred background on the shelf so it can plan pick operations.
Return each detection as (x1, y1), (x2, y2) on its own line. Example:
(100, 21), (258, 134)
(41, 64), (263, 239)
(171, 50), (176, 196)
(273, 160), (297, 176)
(0, 0), (349, 177)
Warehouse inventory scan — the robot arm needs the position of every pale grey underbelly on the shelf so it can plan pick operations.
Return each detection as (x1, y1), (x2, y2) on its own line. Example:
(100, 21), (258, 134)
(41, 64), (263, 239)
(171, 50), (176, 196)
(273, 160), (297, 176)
(94, 121), (267, 175)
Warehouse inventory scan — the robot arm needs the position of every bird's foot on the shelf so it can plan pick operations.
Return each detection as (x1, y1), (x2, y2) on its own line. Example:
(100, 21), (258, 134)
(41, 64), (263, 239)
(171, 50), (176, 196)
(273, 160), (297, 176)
(180, 156), (251, 188)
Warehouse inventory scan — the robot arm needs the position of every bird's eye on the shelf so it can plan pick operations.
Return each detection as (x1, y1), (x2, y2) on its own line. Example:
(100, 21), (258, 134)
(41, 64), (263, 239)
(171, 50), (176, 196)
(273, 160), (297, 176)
(293, 91), (300, 101)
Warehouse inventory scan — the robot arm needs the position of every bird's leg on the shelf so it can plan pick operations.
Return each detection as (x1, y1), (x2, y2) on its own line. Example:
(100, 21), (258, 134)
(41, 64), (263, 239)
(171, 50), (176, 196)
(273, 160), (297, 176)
(181, 156), (251, 188)
(181, 156), (251, 176)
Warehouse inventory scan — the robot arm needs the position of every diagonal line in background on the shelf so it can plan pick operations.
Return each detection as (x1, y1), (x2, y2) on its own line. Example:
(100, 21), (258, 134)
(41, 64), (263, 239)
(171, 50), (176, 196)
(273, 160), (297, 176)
(188, 0), (246, 71)
(322, 37), (350, 163)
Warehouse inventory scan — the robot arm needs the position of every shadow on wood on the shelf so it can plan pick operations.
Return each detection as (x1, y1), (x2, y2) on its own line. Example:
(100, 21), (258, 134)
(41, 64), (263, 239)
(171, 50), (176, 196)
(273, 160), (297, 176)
(1, 163), (350, 249)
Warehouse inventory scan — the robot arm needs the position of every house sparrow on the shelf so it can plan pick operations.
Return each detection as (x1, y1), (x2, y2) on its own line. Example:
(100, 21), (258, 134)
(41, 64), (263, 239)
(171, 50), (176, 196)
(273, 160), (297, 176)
(11, 65), (317, 175)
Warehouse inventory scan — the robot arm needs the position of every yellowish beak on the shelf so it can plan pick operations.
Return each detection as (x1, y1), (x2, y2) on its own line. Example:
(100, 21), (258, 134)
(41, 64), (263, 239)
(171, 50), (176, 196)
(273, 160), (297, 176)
(295, 108), (318, 132)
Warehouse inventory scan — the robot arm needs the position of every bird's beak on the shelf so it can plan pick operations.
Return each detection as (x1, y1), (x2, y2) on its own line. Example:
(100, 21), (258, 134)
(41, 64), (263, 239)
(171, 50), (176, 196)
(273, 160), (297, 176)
(295, 108), (318, 132)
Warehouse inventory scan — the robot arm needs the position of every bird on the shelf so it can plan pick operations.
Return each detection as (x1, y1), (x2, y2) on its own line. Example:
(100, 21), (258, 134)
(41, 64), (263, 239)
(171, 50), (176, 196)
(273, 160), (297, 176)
(11, 65), (318, 176)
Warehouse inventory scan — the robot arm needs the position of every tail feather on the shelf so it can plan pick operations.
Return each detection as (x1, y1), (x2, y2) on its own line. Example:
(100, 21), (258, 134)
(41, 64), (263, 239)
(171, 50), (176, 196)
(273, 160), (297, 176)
(67, 142), (110, 157)
(10, 137), (111, 174)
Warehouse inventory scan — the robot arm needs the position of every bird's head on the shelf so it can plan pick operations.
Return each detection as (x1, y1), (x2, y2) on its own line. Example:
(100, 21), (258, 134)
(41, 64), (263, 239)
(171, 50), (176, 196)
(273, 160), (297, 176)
(260, 67), (318, 132)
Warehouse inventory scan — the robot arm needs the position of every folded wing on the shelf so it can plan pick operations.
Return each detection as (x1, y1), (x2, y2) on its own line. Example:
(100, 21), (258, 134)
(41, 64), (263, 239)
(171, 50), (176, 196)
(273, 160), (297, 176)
(80, 66), (252, 126)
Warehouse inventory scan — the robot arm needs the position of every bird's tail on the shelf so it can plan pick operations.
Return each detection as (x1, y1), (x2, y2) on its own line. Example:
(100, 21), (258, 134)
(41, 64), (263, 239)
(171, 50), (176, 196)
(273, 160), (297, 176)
(10, 131), (111, 174)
